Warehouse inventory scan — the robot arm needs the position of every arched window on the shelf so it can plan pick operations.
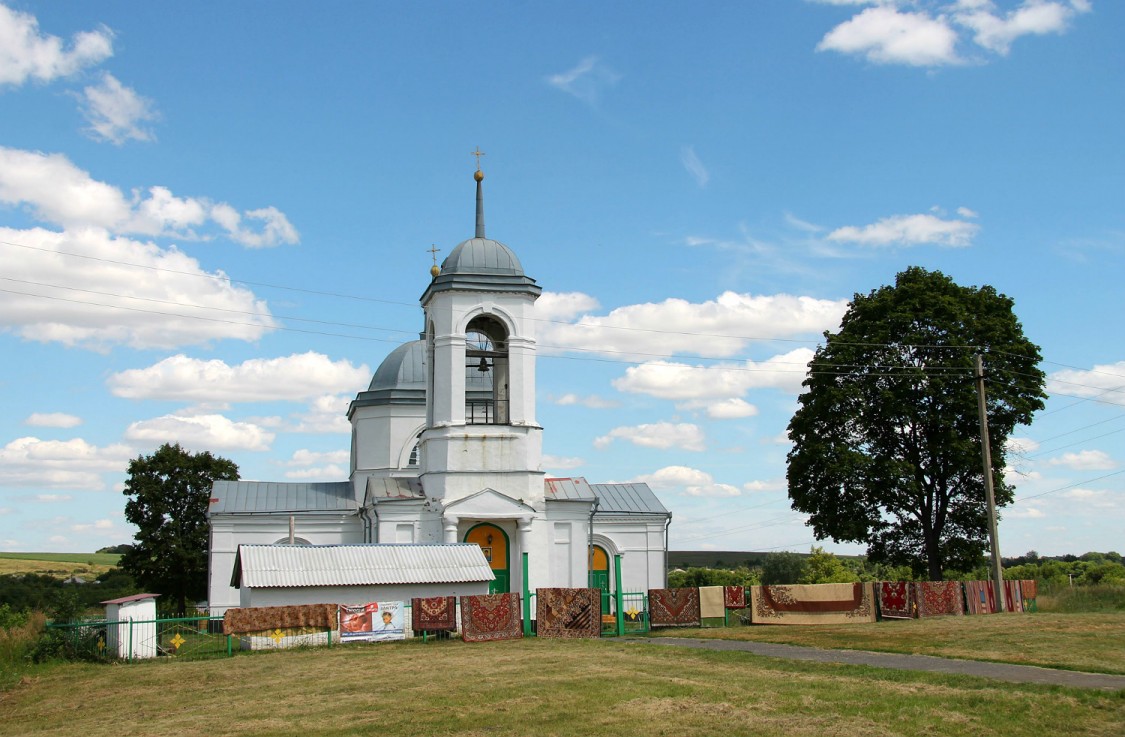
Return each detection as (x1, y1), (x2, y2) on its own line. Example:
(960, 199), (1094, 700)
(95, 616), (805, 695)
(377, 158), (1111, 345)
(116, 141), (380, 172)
(407, 433), (422, 467)
(464, 316), (509, 424)
(273, 536), (312, 546)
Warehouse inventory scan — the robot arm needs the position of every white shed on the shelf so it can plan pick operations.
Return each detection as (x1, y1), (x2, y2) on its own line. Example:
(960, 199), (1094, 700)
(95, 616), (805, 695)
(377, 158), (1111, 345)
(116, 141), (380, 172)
(102, 593), (159, 660)
(231, 543), (493, 611)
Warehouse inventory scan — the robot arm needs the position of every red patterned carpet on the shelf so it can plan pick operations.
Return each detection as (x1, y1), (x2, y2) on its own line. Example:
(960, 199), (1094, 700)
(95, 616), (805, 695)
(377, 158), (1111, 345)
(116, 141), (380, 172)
(536, 588), (601, 639)
(411, 596), (457, 632)
(460, 593), (523, 643)
(649, 588), (701, 628)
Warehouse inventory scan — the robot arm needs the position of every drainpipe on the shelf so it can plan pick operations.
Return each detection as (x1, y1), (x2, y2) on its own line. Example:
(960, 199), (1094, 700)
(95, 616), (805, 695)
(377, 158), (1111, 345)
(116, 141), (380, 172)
(663, 514), (672, 588)
(587, 497), (599, 587)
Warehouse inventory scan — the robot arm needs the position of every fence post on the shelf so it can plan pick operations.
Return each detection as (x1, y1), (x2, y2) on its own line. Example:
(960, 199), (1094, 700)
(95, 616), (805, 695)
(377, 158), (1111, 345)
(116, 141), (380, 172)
(614, 555), (624, 637)
(127, 619), (133, 663)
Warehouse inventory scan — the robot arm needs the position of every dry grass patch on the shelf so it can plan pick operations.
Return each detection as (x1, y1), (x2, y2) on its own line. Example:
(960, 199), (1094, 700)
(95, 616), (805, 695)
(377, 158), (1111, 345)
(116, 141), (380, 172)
(1, 638), (1123, 737)
(654, 612), (1125, 674)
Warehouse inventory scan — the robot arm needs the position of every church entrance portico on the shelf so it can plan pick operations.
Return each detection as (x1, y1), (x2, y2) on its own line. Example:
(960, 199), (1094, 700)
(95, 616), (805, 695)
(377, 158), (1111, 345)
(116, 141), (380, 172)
(464, 522), (510, 594)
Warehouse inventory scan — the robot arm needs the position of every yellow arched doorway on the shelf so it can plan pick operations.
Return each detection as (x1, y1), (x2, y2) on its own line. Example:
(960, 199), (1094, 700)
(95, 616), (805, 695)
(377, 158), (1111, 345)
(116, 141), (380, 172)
(589, 545), (611, 615)
(465, 523), (510, 594)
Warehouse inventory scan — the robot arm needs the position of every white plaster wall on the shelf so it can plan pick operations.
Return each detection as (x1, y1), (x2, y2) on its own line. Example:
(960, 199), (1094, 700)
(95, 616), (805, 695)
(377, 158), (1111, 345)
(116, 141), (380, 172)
(350, 405), (425, 475)
(593, 516), (669, 593)
(239, 581), (490, 609)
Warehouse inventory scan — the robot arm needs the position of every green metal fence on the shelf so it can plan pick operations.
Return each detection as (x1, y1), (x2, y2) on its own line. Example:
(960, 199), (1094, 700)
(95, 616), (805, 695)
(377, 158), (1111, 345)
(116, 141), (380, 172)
(47, 616), (233, 662)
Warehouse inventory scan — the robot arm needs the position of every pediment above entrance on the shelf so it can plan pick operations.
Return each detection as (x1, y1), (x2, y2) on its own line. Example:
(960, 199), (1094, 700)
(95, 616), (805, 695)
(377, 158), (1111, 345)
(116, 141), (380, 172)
(443, 488), (536, 521)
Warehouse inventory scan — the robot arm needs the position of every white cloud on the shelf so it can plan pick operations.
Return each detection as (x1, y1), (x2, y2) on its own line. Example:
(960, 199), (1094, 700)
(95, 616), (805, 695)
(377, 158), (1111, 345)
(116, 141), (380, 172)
(1047, 362), (1125, 399)
(1047, 450), (1116, 471)
(535, 291), (601, 322)
(543, 454), (585, 471)
(680, 146), (710, 187)
(124, 413), (275, 452)
(827, 213), (979, 247)
(550, 393), (620, 409)
(614, 348), (815, 402)
(0, 226), (277, 350)
(284, 465), (347, 480)
(78, 72), (158, 145)
(1006, 436), (1041, 455)
(0, 436), (133, 489)
(284, 394), (353, 434)
(34, 494), (73, 503)
(633, 465), (741, 497)
(539, 292), (846, 359)
(545, 55), (620, 105)
(285, 448), (350, 467)
(25, 412), (83, 428)
(594, 422), (706, 452)
(954, 0), (1091, 55)
(677, 398), (760, 420)
(0, 5), (113, 87)
(108, 353), (370, 403)
(1006, 506), (1046, 519)
(817, 6), (961, 66)
(0, 146), (298, 245)
(957, 206), (979, 218)
(743, 478), (786, 494)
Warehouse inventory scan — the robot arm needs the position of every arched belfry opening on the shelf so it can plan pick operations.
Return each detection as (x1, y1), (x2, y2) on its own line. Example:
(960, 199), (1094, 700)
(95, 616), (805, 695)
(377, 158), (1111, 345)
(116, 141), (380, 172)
(465, 315), (509, 424)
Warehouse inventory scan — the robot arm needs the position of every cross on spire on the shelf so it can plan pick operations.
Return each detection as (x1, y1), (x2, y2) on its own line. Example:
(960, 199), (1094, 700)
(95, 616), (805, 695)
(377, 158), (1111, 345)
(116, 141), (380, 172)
(427, 244), (441, 266)
(471, 146), (485, 170)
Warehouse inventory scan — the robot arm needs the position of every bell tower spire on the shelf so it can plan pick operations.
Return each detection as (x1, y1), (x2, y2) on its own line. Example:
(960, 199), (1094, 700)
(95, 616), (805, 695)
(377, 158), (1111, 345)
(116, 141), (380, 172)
(472, 146), (486, 239)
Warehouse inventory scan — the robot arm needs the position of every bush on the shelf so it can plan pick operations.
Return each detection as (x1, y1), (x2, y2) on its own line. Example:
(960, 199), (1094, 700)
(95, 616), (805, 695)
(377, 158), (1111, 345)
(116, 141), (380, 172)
(0, 609), (46, 687)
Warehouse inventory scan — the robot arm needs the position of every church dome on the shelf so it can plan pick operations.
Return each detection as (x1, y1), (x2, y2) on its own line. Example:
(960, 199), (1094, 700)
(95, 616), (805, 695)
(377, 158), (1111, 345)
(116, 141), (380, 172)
(368, 340), (426, 391)
(440, 237), (525, 276)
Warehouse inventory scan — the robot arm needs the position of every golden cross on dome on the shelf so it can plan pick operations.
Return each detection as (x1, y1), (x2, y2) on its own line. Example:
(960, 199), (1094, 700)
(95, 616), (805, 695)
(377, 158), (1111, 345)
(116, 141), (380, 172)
(471, 146), (485, 170)
(427, 244), (440, 266)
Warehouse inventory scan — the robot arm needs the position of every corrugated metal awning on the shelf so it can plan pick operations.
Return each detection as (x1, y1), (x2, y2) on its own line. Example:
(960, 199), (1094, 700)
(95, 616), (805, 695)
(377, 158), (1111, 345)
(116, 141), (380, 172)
(589, 483), (670, 515)
(232, 543), (495, 589)
(209, 481), (357, 515)
(544, 477), (596, 501)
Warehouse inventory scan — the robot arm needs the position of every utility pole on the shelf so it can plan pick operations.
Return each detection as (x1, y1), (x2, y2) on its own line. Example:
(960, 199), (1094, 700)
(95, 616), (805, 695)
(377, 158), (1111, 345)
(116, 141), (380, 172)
(975, 354), (1006, 612)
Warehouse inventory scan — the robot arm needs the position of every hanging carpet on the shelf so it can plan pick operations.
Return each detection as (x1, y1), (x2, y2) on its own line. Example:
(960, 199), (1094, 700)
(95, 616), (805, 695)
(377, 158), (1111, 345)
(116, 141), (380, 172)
(913, 581), (964, 617)
(878, 581), (914, 619)
(460, 593), (523, 643)
(724, 585), (746, 610)
(699, 586), (726, 619)
(964, 581), (996, 614)
(1021, 579), (1038, 612)
(749, 583), (876, 625)
(1004, 580), (1024, 613)
(223, 603), (338, 635)
(411, 596), (457, 632)
(536, 588), (601, 639)
(648, 588), (701, 628)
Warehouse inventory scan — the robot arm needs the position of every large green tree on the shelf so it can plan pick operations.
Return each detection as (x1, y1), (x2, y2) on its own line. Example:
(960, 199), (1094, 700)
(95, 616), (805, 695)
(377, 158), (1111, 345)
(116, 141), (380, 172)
(120, 443), (238, 613)
(786, 267), (1046, 580)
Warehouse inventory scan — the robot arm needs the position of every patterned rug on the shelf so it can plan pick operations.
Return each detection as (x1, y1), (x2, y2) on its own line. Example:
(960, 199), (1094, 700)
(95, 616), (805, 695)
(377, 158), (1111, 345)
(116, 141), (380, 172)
(411, 596), (457, 632)
(1004, 580), (1024, 613)
(223, 603), (338, 635)
(536, 588), (601, 639)
(724, 585), (746, 609)
(749, 583), (876, 625)
(913, 581), (964, 617)
(648, 588), (701, 628)
(1021, 579), (1038, 612)
(878, 581), (914, 619)
(964, 581), (996, 614)
(460, 593), (523, 643)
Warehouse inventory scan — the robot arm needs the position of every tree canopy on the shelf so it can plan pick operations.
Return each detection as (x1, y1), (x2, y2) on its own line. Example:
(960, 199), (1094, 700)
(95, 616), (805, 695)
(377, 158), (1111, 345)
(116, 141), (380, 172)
(786, 267), (1046, 580)
(120, 443), (238, 613)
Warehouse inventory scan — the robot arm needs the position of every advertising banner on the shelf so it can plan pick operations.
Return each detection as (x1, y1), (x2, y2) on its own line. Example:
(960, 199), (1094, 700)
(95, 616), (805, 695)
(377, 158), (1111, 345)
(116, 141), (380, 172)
(339, 601), (405, 642)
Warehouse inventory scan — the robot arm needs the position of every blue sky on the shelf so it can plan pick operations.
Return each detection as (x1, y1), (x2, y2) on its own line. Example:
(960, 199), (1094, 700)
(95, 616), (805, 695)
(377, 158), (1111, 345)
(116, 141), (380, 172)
(1, 1), (1121, 557)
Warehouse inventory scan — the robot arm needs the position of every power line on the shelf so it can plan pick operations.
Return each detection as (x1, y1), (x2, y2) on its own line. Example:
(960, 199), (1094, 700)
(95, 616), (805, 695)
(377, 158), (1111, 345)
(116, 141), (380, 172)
(1011, 469), (1125, 504)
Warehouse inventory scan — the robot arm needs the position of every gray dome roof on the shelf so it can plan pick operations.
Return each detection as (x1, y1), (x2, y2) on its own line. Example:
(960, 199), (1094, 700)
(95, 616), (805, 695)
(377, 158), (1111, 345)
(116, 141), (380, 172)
(368, 340), (426, 391)
(441, 237), (524, 276)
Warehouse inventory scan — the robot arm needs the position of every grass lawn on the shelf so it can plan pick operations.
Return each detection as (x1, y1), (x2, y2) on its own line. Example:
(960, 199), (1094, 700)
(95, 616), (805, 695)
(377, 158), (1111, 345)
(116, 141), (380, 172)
(0, 553), (120, 580)
(652, 611), (1125, 675)
(2, 638), (1123, 737)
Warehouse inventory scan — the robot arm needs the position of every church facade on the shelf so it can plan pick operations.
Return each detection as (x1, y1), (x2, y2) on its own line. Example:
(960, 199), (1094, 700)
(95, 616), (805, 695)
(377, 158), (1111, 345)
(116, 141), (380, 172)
(206, 168), (671, 615)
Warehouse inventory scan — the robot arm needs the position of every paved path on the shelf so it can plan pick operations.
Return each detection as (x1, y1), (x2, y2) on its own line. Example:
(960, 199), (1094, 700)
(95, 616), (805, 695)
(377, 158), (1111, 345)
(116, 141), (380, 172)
(619, 637), (1125, 691)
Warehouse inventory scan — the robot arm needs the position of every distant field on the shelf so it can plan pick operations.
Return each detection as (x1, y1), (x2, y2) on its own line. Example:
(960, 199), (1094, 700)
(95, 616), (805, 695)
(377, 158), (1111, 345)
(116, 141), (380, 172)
(0, 553), (120, 580)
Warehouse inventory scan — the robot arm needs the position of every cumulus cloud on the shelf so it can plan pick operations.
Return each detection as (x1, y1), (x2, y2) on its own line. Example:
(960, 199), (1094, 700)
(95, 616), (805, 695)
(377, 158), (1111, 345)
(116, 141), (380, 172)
(594, 422), (706, 452)
(0, 146), (299, 245)
(613, 348), (815, 404)
(78, 72), (158, 144)
(550, 393), (620, 409)
(535, 291), (601, 322)
(817, 5), (961, 66)
(25, 412), (82, 428)
(284, 448), (350, 468)
(108, 353), (370, 403)
(827, 213), (979, 247)
(124, 412), (275, 451)
(1047, 361), (1125, 399)
(539, 292), (846, 359)
(633, 465), (741, 497)
(677, 398), (760, 419)
(815, 1), (1091, 66)
(0, 436), (133, 489)
(543, 454), (586, 471)
(0, 227), (277, 350)
(545, 55), (620, 105)
(0, 5), (113, 87)
(680, 146), (709, 187)
(1006, 436), (1041, 456)
(284, 394), (353, 434)
(1047, 450), (1116, 471)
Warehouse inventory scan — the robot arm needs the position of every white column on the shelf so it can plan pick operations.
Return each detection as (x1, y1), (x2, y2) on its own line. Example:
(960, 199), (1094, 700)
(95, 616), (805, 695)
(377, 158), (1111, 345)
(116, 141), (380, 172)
(443, 516), (460, 544)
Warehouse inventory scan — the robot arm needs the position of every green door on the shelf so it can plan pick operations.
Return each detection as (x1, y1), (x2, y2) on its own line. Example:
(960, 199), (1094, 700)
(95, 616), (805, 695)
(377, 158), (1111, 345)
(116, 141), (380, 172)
(465, 523), (510, 594)
(590, 545), (611, 616)
(490, 570), (510, 595)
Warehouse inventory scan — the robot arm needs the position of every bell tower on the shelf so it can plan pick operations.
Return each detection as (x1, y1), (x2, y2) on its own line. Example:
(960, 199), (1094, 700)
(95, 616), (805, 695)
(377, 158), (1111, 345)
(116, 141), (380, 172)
(418, 162), (544, 507)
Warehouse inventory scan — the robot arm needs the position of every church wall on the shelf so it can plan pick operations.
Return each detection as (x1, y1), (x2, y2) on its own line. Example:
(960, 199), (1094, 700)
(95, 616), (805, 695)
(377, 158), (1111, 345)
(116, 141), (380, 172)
(350, 404), (425, 475)
(545, 503), (597, 589)
(208, 513), (363, 615)
(592, 516), (669, 593)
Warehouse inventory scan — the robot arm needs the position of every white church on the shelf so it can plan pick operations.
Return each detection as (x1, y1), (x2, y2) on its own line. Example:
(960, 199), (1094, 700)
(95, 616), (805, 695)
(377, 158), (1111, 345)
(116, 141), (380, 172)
(207, 166), (672, 615)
